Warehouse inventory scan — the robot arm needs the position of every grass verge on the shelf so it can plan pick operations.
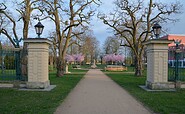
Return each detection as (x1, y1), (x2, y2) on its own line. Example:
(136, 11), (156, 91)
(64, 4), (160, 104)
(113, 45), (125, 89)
(105, 72), (185, 114)
(0, 69), (88, 114)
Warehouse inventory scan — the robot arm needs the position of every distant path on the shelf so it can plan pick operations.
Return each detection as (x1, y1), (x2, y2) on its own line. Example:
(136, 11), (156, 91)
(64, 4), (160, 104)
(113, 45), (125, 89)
(54, 69), (152, 114)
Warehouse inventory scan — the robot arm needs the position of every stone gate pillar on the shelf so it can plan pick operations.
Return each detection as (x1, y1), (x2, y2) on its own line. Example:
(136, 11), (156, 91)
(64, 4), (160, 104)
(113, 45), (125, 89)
(144, 39), (173, 89)
(24, 38), (52, 89)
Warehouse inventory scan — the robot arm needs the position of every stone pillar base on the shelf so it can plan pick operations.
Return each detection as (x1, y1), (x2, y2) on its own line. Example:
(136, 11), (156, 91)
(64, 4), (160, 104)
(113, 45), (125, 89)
(146, 81), (175, 90)
(26, 80), (50, 89)
(180, 82), (185, 88)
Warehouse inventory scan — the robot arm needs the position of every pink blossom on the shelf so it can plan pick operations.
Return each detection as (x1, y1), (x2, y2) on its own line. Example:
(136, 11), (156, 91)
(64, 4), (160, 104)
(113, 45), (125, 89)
(65, 54), (74, 62)
(73, 54), (84, 62)
(103, 54), (124, 62)
(66, 54), (84, 62)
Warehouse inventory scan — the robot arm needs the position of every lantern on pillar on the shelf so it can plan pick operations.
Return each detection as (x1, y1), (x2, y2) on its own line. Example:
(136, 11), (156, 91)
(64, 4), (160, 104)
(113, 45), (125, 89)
(152, 23), (161, 39)
(34, 21), (44, 38)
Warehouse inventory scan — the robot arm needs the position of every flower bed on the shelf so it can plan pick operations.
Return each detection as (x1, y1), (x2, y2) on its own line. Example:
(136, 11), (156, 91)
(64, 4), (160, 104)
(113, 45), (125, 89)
(104, 65), (127, 71)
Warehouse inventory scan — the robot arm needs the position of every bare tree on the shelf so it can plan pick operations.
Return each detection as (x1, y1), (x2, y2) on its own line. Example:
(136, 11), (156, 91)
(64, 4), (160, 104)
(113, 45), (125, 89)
(0, 7), (20, 47)
(67, 26), (88, 55)
(103, 36), (120, 54)
(48, 31), (58, 68)
(0, 0), (41, 46)
(15, 0), (39, 39)
(98, 0), (182, 76)
(41, 0), (99, 76)
(80, 31), (99, 63)
(0, 3), (6, 12)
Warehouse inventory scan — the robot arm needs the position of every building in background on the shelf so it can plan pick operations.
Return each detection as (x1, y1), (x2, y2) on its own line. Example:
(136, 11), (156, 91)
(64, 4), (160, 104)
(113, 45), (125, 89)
(161, 34), (185, 67)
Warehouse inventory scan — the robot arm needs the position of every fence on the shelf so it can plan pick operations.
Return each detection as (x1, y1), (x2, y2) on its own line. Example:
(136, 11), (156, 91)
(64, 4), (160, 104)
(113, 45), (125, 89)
(168, 49), (185, 82)
(0, 48), (27, 81)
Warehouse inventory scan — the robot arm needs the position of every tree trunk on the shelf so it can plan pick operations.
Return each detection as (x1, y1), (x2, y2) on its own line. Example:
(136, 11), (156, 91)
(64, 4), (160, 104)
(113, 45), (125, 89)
(56, 41), (65, 77)
(56, 59), (64, 77)
(134, 56), (143, 76)
(53, 54), (57, 68)
(21, 43), (28, 78)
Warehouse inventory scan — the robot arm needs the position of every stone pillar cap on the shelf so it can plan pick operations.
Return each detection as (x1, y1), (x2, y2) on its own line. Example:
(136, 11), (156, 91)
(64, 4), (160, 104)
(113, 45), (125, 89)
(24, 38), (52, 45)
(143, 39), (173, 45)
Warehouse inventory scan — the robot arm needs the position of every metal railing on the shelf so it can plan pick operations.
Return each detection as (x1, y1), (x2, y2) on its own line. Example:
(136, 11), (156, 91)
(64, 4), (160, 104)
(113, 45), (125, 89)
(0, 48), (27, 81)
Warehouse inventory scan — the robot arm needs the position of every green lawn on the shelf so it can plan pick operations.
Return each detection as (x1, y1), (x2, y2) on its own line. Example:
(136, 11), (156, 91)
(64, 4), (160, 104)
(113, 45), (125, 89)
(105, 72), (185, 114)
(96, 64), (106, 69)
(0, 68), (88, 114)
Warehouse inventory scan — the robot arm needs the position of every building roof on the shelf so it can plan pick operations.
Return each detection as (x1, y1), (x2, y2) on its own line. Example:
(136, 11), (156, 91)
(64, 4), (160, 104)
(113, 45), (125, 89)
(161, 34), (185, 46)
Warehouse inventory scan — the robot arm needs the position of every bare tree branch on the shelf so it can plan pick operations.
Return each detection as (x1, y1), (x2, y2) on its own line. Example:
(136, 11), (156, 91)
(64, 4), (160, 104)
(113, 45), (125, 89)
(99, 0), (182, 76)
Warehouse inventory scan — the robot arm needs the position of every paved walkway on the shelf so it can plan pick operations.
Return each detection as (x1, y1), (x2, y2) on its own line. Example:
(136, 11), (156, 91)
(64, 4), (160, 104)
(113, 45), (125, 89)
(54, 69), (152, 114)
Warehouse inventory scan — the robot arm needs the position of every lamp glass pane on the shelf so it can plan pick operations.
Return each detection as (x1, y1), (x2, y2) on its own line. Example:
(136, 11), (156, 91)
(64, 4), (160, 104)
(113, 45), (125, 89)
(35, 27), (39, 34)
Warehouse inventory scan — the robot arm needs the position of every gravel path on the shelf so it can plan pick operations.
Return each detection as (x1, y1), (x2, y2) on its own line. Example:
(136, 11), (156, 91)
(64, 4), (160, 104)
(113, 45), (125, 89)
(54, 69), (152, 114)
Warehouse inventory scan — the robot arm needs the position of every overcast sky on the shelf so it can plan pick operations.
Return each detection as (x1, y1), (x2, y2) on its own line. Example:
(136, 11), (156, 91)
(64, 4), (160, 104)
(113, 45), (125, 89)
(92, 0), (185, 46)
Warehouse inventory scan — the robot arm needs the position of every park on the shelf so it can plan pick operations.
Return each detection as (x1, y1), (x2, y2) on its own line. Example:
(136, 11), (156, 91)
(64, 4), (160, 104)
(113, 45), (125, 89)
(0, 0), (185, 114)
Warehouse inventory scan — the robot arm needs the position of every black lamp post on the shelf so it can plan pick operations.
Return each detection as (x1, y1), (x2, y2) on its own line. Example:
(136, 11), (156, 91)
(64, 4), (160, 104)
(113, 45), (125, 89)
(34, 21), (44, 38)
(152, 23), (161, 39)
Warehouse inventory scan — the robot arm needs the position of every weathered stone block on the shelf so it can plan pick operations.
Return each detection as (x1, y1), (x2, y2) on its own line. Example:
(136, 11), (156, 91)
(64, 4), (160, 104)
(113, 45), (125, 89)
(146, 81), (174, 90)
(26, 81), (50, 89)
(24, 38), (52, 89)
(144, 39), (173, 90)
